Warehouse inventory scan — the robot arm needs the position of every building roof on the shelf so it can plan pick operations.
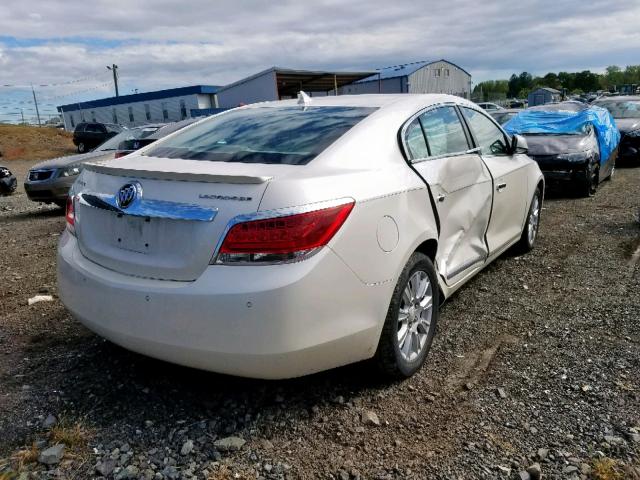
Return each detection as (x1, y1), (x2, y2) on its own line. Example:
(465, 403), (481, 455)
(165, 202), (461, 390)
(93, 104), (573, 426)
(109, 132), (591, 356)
(57, 85), (220, 112)
(216, 67), (376, 96)
(356, 59), (472, 84)
(531, 87), (561, 94)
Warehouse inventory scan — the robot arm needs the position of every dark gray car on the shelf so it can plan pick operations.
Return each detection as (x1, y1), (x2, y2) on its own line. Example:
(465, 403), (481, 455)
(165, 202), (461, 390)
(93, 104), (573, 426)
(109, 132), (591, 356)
(521, 102), (615, 197)
(24, 125), (164, 206)
(592, 96), (640, 163)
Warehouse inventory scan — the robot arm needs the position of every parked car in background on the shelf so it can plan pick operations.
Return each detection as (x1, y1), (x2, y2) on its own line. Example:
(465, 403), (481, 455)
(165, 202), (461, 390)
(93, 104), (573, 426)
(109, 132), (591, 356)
(114, 118), (201, 158)
(477, 102), (504, 111)
(504, 102), (620, 196)
(73, 122), (125, 153)
(25, 125), (164, 207)
(592, 96), (640, 163)
(59, 94), (544, 380)
(490, 109), (521, 126)
(0, 165), (17, 195)
(508, 99), (526, 109)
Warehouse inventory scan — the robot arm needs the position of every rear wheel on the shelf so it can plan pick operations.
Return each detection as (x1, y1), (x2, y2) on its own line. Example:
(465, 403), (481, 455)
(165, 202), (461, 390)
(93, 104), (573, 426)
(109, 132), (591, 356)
(375, 252), (439, 379)
(77, 142), (86, 153)
(515, 187), (541, 253)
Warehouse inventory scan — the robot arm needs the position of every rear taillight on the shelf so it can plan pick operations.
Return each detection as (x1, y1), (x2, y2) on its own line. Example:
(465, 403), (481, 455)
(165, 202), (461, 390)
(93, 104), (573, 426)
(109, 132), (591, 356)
(215, 201), (354, 264)
(65, 195), (76, 235)
(114, 151), (128, 158)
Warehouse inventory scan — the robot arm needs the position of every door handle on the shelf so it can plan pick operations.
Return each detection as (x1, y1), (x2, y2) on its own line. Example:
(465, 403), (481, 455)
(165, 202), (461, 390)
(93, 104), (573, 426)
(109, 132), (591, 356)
(496, 182), (507, 192)
(437, 194), (446, 203)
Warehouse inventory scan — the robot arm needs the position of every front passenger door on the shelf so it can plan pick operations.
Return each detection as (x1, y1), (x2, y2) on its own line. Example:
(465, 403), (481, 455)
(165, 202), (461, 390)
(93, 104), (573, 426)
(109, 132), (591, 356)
(460, 107), (529, 253)
(406, 106), (493, 284)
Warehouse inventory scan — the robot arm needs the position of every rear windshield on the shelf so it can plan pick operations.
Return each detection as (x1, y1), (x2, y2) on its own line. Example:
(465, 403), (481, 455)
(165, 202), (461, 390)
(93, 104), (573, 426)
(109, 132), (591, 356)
(145, 106), (377, 165)
(595, 100), (640, 118)
(105, 124), (124, 133)
(97, 126), (161, 151)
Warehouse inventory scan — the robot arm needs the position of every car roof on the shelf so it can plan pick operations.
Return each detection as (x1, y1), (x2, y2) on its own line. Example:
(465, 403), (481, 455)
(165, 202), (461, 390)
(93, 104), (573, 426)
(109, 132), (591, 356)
(594, 95), (640, 102)
(528, 101), (587, 112)
(239, 94), (479, 119)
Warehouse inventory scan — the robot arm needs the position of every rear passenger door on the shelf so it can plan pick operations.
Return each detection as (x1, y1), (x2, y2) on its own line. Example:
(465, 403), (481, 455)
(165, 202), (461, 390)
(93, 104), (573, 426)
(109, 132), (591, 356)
(460, 107), (529, 253)
(404, 105), (493, 284)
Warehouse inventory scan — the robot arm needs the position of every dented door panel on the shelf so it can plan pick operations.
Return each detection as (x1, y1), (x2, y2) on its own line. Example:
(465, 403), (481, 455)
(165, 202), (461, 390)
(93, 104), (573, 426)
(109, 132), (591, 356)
(413, 153), (493, 284)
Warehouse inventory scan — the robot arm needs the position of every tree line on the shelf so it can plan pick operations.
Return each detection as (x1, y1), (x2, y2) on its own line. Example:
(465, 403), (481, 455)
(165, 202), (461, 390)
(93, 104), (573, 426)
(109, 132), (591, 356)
(473, 65), (640, 101)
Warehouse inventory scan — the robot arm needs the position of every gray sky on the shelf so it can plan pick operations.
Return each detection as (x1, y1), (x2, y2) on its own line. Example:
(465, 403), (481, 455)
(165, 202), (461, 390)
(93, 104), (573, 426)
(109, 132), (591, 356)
(1, 0), (639, 119)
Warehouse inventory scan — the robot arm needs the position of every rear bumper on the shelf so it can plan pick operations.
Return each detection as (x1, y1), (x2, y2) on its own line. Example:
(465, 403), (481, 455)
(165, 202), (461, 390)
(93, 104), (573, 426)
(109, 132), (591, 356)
(24, 178), (73, 203)
(57, 232), (392, 379)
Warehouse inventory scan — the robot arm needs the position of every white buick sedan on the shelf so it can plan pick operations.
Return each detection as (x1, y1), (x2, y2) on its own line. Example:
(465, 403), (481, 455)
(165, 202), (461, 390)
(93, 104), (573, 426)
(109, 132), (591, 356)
(58, 94), (544, 379)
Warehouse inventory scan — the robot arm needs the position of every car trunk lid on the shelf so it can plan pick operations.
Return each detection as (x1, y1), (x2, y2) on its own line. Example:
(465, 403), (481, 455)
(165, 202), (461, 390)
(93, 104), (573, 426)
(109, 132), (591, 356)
(74, 158), (273, 281)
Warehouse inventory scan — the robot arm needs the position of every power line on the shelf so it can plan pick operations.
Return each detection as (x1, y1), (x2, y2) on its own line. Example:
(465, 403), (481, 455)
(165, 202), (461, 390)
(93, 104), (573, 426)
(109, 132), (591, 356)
(0, 70), (112, 88)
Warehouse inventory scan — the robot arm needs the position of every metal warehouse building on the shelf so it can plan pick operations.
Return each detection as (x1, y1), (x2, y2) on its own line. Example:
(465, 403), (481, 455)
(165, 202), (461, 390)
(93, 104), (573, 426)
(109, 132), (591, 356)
(215, 67), (375, 108)
(527, 87), (561, 107)
(339, 60), (472, 98)
(57, 85), (220, 131)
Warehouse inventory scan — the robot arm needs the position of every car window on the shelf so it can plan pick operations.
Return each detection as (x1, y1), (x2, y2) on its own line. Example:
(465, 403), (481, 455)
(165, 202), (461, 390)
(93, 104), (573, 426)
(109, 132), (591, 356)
(491, 112), (517, 126)
(418, 106), (469, 157)
(404, 119), (429, 160)
(75, 123), (86, 132)
(462, 108), (510, 156)
(145, 106), (377, 165)
(84, 124), (99, 133)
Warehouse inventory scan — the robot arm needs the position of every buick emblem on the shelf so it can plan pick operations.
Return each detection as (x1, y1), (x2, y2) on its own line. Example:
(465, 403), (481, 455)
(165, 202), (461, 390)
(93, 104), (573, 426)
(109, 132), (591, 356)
(116, 182), (141, 209)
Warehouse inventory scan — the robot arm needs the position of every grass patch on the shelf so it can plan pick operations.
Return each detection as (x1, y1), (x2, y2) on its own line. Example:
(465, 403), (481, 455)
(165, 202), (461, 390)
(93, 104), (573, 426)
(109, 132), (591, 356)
(49, 420), (92, 449)
(592, 457), (625, 480)
(12, 444), (39, 470)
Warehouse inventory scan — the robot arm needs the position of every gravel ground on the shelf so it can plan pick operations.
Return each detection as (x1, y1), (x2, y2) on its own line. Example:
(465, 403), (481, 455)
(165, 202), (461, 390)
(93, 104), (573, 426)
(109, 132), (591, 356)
(1, 159), (639, 480)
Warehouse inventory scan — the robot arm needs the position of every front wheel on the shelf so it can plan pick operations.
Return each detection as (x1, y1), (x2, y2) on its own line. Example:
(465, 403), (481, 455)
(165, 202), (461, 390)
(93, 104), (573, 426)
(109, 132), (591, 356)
(375, 252), (440, 379)
(77, 142), (86, 153)
(514, 187), (542, 253)
(576, 163), (599, 197)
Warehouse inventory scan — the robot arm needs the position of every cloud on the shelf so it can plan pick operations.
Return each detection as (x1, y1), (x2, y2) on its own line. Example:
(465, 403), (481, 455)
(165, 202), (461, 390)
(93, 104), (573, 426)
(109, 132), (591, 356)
(1, 0), (640, 115)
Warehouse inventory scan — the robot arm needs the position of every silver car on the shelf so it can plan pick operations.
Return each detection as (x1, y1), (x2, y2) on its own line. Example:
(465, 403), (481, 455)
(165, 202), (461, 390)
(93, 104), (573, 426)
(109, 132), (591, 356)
(24, 125), (164, 206)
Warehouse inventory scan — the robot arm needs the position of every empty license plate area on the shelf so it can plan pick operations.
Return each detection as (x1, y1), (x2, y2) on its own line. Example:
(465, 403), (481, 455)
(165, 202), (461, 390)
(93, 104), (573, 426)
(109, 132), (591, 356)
(112, 213), (155, 254)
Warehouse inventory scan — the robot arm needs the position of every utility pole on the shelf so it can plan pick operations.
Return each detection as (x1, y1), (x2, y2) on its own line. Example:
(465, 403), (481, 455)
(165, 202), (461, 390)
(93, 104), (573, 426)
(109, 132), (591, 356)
(107, 64), (119, 97)
(20, 109), (25, 124)
(31, 85), (41, 127)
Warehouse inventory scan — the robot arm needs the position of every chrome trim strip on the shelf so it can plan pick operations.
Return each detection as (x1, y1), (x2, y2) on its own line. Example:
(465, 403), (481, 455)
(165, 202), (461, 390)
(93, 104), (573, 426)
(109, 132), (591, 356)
(411, 147), (481, 164)
(445, 255), (486, 280)
(210, 197), (355, 265)
(78, 192), (218, 222)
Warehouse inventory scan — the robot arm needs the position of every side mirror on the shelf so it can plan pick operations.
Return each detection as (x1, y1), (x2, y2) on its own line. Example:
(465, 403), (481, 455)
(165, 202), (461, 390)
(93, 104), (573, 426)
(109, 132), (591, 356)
(511, 134), (528, 154)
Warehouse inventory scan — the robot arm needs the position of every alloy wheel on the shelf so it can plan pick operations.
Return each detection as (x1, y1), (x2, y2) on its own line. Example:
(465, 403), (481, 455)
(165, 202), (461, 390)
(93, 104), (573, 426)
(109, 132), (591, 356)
(397, 270), (433, 362)
(527, 195), (540, 245)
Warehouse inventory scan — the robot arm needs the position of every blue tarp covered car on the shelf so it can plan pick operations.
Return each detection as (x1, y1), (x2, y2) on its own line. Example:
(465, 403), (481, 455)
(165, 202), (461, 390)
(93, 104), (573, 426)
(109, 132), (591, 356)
(503, 102), (620, 196)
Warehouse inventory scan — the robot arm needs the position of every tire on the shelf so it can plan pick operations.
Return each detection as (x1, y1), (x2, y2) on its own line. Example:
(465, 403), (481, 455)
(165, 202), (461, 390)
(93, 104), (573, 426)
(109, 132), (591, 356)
(77, 142), (86, 153)
(606, 158), (615, 181)
(576, 163), (599, 197)
(375, 252), (440, 379)
(514, 187), (542, 254)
